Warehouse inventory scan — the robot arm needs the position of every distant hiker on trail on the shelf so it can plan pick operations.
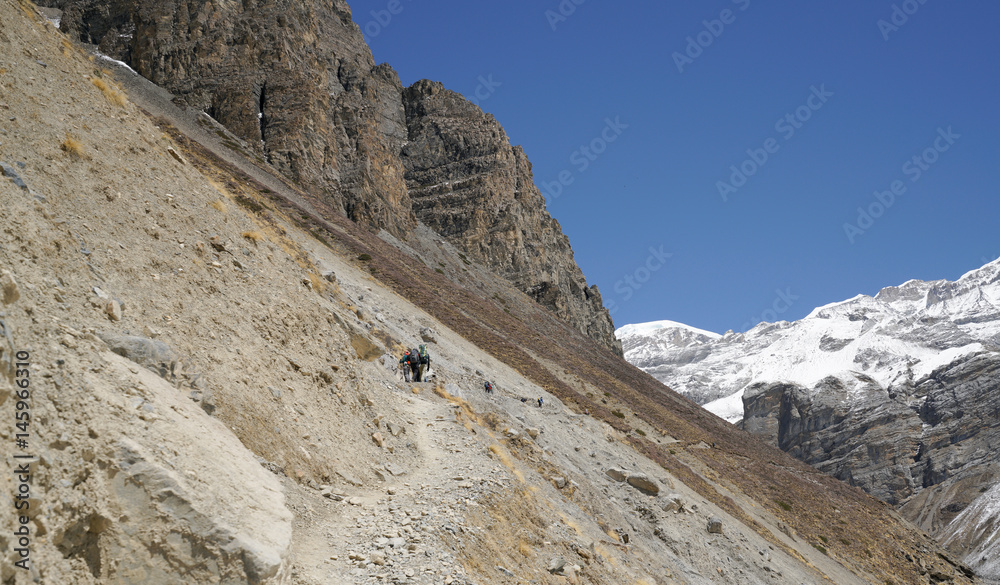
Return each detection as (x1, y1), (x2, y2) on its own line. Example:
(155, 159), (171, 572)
(484, 381), (494, 394)
(417, 344), (431, 382)
(399, 350), (420, 382)
(408, 348), (422, 382)
(537, 397), (543, 407)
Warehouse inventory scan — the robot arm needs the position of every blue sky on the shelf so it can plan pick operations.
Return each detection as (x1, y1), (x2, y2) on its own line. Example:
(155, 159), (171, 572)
(348, 0), (1000, 334)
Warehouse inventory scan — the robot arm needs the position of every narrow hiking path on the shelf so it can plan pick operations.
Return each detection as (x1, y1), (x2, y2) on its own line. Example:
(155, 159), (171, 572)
(284, 386), (513, 585)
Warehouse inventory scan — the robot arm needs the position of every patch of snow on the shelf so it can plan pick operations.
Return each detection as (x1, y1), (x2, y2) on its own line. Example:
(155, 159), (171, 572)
(95, 52), (138, 75)
(912, 344), (984, 380)
(703, 390), (745, 423)
(616, 320), (721, 340)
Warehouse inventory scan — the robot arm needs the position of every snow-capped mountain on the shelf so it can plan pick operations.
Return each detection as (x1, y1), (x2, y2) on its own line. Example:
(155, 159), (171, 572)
(618, 257), (1000, 579)
(619, 258), (1000, 422)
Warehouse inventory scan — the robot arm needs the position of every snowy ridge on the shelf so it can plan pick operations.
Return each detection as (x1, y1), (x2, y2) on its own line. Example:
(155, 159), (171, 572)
(618, 258), (1000, 422)
(615, 319), (721, 340)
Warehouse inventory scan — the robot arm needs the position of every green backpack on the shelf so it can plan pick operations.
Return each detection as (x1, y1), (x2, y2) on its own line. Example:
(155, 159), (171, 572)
(418, 344), (430, 365)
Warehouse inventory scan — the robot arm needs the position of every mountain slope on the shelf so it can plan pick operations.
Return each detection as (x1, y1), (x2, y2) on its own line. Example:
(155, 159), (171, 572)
(619, 259), (1000, 579)
(0, 3), (978, 584)
(43, 0), (622, 355)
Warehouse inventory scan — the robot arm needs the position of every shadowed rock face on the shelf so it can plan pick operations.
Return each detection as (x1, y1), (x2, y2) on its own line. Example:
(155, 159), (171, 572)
(401, 80), (620, 354)
(48, 0), (620, 354)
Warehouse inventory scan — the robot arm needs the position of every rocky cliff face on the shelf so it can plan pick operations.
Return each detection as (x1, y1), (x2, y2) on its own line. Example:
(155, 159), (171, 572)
(47, 0), (621, 355)
(401, 80), (620, 353)
(619, 259), (1000, 578)
(56, 0), (415, 234)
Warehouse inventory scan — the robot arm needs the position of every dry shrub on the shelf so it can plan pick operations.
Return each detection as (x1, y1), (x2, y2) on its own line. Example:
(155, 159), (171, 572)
(517, 539), (533, 558)
(488, 443), (524, 482)
(306, 272), (324, 293)
(210, 199), (227, 213)
(241, 230), (264, 243)
(432, 383), (451, 400)
(595, 543), (618, 567)
(60, 136), (84, 158)
(91, 76), (127, 107)
(411, 386), (421, 395)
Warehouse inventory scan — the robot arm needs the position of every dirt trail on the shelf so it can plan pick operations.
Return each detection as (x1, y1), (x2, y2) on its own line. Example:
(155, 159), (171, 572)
(286, 386), (510, 585)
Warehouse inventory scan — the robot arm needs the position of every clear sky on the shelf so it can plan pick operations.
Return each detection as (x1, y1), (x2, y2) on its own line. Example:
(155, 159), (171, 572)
(347, 0), (1000, 334)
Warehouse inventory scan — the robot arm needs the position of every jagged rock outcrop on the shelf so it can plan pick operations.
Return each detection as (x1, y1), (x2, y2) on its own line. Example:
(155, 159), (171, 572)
(401, 80), (620, 354)
(53, 0), (415, 234)
(48, 0), (621, 354)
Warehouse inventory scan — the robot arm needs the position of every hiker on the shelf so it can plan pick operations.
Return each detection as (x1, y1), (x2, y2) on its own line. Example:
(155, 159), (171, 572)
(484, 381), (494, 394)
(417, 344), (431, 382)
(537, 397), (543, 408)
(398, 350), (414, 382)
(407, 348), (422, 382)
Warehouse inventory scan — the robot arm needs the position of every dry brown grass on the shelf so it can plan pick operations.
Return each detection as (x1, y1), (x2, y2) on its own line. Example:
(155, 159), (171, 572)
(60, 135), (84, 158)
(91, 76), (127, 107)
(305, 272), (324, 293)
(241, 230), (264, 243)
(210, 199), (227, 213)
(517, 539), (533, 558)
(432, 383), (451, 400)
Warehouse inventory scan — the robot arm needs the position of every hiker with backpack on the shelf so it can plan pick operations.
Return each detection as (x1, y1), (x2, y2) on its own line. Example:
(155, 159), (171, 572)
(399, 350), (420, 382)
(484, 381), (494, 394)
(417, 344), (430, 382)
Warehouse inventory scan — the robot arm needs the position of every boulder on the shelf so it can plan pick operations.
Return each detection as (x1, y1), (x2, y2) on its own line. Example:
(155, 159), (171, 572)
(96, 332), (178, 380)
(707, 517), (724, 534)
(605, 468), (626, 482)
(547, 556), (566, 574)
(420, 327), (437, 343)
(626, 474), (660, 496)
(661, 493), (684, 513)
(0, 161), (28, 191)
(1, 270), (19, 305)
